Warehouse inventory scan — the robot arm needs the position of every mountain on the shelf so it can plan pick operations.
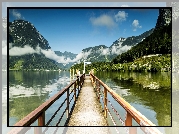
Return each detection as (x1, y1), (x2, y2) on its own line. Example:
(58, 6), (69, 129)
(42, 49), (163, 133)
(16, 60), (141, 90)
(9, 20), (60, 70)
(9, 20), (51, 50)
(54, 51), (77, 69)
(80, 45), (110, 62)
(112, 8), (172, 64)
(77, 29), (154, 63)
(111, 28), (154, 48)
(54, 51), (77, 60)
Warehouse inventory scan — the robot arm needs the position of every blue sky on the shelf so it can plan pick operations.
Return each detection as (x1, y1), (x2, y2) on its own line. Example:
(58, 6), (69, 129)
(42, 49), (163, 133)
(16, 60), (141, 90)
(9, 8), (160, 54)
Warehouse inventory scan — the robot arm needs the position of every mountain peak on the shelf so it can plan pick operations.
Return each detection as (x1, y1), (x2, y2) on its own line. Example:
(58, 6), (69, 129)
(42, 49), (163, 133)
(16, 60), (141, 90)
(9, 20), (51, 50)
(118, 37), (126, 42)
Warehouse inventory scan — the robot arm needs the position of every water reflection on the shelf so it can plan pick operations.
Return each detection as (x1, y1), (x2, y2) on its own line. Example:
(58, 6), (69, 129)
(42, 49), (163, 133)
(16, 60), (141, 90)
(95, 71), (171, 126)
(9, 71), (71, 126)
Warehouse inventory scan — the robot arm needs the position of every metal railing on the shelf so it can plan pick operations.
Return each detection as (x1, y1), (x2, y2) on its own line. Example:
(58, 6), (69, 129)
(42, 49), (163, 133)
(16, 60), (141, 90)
(90, 73), (162, 134)
(8, 74), (85, 134)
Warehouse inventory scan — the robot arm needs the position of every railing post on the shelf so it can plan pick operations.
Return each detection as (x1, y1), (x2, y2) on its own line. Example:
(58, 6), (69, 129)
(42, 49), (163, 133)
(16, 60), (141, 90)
(67, 88), (69, 118)
(74, 82), (76, 101)
(104, 87), (107, 118)
(38, 111), (45, 126)
(125, 111), (132, 126)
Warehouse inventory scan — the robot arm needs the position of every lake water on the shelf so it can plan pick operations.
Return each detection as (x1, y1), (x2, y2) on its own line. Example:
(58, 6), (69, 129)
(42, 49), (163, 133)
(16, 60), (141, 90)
(95, 71), (171, 126)
(8, 71), (72, 126)
(7, 71), (171, 127)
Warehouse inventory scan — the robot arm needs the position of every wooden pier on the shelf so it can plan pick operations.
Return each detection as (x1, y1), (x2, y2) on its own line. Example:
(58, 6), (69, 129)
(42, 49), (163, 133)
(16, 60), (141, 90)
(8, 73), (163, 134)
(67, 75), (108, 126)
(66, 75), (109, 134)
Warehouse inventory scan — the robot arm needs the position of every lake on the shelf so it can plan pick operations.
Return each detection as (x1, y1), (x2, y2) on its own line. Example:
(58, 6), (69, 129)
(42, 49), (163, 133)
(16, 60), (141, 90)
(7, 71), (171, 127)
(8, 71), (71, 126)
(95, 71), (171, 126)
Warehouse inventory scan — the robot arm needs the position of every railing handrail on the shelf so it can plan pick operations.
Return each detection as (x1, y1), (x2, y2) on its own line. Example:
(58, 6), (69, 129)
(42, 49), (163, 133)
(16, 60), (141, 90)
(12, 74), (84, 127)
(90, 73), (162, 134)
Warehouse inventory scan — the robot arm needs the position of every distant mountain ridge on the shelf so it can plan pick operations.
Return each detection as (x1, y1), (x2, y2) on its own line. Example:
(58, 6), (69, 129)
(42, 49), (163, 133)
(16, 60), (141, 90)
(78, 28), (154, 62)
(54, 51), (77, 60)
(111, 28), (154, 48)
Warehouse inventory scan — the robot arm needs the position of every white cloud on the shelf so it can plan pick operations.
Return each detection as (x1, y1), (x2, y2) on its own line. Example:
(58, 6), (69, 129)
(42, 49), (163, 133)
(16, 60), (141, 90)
(132, 19), (142, 31)
(115, 11), (128, 22)
(9, 45), (40, 56)
(9, 45), (71, 63)
(41, 49), (74, 64)
(90, 14), (116, 28)
(96, 47), (110, 55)
(120, 45), (132, 52)
(111, 45), (131, 55)
(132, 20), (139, 27)
(72, 50), (92, 62)
(12, 9), (24, 20)
(8, 44), (93, 64)
(101, 48), (110, 55)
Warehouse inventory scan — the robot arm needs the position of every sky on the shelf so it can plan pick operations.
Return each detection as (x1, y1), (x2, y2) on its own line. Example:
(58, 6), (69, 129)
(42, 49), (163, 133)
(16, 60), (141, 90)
(8, 8), (161, 54)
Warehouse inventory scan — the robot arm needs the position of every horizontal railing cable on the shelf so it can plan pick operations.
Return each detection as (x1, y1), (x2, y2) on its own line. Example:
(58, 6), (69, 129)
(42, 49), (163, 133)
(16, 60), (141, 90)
(107, 108), (120, 133)
(45, 98), (67, 126)
(96, 86), (125, 126)
(95, 84), (122, 134)
(56, 107), (68, 126)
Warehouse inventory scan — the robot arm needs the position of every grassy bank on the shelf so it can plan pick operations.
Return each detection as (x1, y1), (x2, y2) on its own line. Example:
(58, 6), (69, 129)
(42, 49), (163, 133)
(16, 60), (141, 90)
(71, 54), (171, 73)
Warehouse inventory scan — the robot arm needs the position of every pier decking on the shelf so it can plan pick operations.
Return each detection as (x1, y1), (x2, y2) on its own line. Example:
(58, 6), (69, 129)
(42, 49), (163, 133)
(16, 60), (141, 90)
(67, 75), (108, 126)
(66, 75), (109, 133)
